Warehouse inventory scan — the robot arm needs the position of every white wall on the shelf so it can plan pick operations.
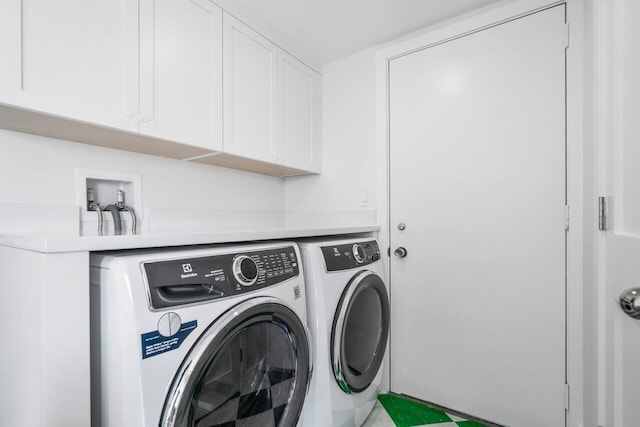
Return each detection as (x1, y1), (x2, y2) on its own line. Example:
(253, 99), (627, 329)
(0, 49), (383, 235)
(284, 49), (378, 228)
(0, 43), (383, 235)
(0, 45), (384, 233)
(0, 129), (285, 233)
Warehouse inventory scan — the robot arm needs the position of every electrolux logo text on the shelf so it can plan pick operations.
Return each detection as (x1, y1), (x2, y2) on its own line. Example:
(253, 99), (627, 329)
(181, 263), (197, 279)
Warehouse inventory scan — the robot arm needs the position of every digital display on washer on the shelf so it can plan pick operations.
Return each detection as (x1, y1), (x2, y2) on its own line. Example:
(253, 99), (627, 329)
(143, 246), (299, 309)
(321, 240), (380, 272)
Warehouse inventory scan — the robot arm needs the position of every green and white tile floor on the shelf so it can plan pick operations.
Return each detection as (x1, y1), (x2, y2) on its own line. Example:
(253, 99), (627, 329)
(362, 394), (489, 427)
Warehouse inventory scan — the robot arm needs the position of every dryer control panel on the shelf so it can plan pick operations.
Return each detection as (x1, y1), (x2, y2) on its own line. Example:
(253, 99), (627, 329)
(321, 240), (380, 272)
(143, 246), (300, 309)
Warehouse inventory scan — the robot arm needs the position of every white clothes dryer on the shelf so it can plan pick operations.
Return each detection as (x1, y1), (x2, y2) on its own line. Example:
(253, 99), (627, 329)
(296, 237), (390, 427)
(90, 242), (312, 427)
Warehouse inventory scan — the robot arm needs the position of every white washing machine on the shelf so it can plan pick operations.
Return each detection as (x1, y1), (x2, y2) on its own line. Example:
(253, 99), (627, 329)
(90, 241), (312, 427)
(296, 237), (390, 427)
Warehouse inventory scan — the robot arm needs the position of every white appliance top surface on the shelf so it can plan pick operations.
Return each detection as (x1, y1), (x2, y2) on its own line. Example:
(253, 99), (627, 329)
(0, 225), (379, 253)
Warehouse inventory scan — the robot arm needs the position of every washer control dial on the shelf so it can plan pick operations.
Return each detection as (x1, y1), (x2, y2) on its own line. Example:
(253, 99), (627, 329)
(233, 255), (259, 286)
(353, 244), (366, 264)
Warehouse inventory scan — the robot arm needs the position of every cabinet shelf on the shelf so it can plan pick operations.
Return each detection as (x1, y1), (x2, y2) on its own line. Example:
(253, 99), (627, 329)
(192, 152), (317, 177)
(0, 103), (210, 160)
(0, 103), (317, 177)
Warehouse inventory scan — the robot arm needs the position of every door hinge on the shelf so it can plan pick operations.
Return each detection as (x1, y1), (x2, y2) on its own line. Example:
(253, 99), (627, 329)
(565, 383), (570, 410)
(564, 23), (570, 49)
(599, 196), (609, 230)
(564, 205), (570, 231)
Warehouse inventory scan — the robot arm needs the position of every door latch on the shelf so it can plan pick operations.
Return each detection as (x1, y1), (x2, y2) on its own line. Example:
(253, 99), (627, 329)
(620, 288), (640, 319)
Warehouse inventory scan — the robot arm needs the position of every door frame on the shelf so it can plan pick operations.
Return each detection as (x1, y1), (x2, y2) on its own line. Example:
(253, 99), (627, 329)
(594, 0), (636, 426)
(374, 0), (585, 426)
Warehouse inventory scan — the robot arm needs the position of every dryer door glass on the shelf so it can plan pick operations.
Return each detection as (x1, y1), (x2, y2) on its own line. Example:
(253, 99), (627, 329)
(161, 298), (311, 427)
(332, 271), (390, 393)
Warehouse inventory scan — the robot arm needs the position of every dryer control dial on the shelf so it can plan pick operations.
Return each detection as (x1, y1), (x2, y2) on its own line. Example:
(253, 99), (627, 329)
(353, 244), (366, 264)
(233, 255), (259, 286)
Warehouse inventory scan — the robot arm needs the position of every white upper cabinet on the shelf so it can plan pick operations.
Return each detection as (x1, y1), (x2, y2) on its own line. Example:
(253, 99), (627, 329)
(222, 12), (321, 174)
(0, 0), (223, 151)
(278, 50), (321, 173)
(223, 13), (278, 162)
(138, 0), (223, 151)
(0, 0), (139, 132)
(0, 1), (320, 176)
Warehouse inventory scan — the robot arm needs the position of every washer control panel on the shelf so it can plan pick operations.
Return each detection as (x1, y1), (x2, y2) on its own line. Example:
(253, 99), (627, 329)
(321, 240), (380, 272)
(143, 246), (299, 309)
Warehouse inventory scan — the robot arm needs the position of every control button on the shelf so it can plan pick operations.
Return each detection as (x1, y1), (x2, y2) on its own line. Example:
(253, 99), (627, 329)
(353, 244), (366, 264)
(233, 255), (258, 286)
(372, 253), (380, 261)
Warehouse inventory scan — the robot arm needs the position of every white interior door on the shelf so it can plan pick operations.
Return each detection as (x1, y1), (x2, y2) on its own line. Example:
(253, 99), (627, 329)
(601, 0), (640, 425)
(389, 6), (567, 426)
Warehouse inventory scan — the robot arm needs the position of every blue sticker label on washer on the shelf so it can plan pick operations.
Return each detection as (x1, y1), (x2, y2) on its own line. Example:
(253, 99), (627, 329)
(141, 320), (197, 359)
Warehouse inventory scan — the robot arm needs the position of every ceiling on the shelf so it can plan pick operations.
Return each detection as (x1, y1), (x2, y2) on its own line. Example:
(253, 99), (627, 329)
(232, 0), (504, 64)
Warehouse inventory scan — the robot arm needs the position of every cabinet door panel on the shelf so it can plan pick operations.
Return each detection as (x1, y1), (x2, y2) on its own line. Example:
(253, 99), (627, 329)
(279, 51), (320, 172)
(8, 0), (138, 131)
(0, 0), (21, 94)
(139, 0), (222, 152)
(223, 13), (277, 161)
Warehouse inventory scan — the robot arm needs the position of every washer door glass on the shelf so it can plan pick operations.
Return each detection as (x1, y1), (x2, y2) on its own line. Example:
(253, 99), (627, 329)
(161, 297), (311, 427)
(332, 270), (390, 393)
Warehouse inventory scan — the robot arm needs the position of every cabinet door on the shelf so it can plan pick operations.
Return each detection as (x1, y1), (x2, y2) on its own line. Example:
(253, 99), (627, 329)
(139, 0), (223, 152)
(0, 0), (139, 132)
(0, 1), (21, 97)
(278, 50), (321, 172)
(223, 12), (278, 162)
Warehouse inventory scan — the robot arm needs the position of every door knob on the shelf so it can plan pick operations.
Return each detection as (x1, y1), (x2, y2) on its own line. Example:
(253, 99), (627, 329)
(397, 223), (406, 231)
(620, 288), (640, 319)
(394, 247), (407, 258)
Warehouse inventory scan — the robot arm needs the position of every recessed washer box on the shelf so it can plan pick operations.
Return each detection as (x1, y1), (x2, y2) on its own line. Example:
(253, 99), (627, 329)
(76, 169), (142, 235)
